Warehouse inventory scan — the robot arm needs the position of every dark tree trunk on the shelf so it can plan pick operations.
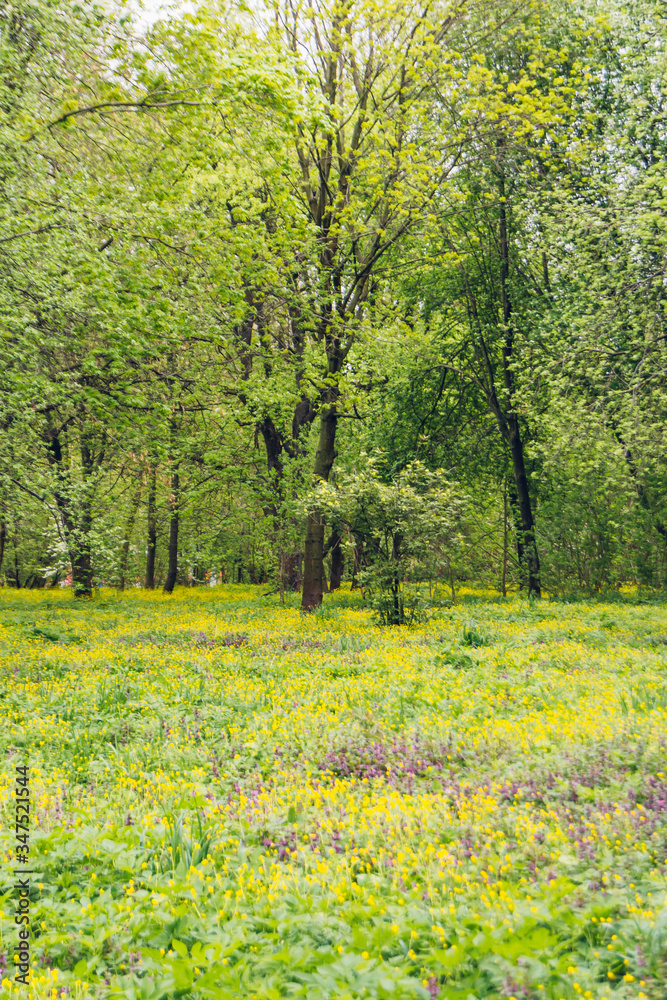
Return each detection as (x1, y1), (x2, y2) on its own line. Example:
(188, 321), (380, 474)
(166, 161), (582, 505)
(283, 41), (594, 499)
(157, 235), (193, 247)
(259, 411), (312, 592)
(283, 552), (302, 591)
(302, 404), (338, 610)
(260, 416), (302, 592)
(163, 468), (179, 594)
(260, 417), (284, 481)
(506, 421), (540, 595)
(329, 528), (343, 591)
(461, 257), (541, 597)
(11, 535), (20, 588)
(497, 166), (540, 596)
(388, 531), (403, 623)
(0, 521), (5, 579)
(119, 482), (141, 591)
(501, 483), (508, 597)
(303, 513), (325, 609)
(243, 277), (313, 596)
(44, 425), (103, 598)
(72, 545), (93, 597)
(351, 535), (363, 589)
(73, 434), (99, 597)
(145, 461), (157, 589)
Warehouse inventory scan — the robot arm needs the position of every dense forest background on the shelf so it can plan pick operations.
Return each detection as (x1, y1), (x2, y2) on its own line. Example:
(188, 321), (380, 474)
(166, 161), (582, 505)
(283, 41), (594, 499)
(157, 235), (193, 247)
(2, 0), (667, 610)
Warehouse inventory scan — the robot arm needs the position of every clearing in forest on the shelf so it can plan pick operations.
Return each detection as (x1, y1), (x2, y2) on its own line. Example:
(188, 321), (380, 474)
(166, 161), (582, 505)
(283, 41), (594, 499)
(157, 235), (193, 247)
(0, 586), (666, 1000)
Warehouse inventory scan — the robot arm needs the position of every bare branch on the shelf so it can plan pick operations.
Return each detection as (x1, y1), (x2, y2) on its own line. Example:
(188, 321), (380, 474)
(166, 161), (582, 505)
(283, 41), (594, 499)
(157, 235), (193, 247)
(0, 224), (61, 245)
(27, 98), (203, 141)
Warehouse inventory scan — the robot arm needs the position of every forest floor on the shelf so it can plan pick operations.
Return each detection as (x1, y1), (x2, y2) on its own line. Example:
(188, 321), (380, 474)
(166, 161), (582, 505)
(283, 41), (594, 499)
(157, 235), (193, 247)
(0, 585), (666, 1000)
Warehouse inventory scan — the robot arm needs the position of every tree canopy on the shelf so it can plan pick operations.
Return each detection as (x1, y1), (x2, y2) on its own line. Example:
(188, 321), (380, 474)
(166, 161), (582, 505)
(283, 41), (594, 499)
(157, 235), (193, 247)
(2, 0), (667, 604)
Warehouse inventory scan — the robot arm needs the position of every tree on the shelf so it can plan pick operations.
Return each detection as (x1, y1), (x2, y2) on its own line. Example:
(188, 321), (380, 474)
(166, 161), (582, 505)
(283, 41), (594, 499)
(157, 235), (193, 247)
(300, 456), (466, 622)
(393, 0), (607, 595)
(253, 0), (500, 608)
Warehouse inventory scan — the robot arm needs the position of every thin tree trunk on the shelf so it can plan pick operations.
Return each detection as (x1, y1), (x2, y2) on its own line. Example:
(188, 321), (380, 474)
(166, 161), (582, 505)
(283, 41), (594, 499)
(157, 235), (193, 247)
(119, 481), (142, 591)
(390, 532), (402, 623)
(501, 483), (508, 597)
(497, 164), (540, 597)
(507, 419), (540, 595)
(260, 416), (300, 591)
(258, 412), (311, 592)
(0, 521), (5, 580)
(461, 259), (541, 597)
(12, 535), (20, 588)
(145, 461), (157, 589)
(163, 468), (179, 594)
(507, 488), (523, 569)
(329, 528), (343, 591)
(279, 551), (285, 605)
(351, 534), (362, 589)
(72, 431), (100, 598)
(301, 404), (338, 610)
(283, 552), (302, 591)
(44, 427), (93, 596)
(302, 512), (325, 610)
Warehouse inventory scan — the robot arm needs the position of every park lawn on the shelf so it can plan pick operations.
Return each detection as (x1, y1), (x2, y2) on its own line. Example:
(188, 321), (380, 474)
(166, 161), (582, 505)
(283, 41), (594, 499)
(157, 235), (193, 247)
(0, 585), (666, 1000)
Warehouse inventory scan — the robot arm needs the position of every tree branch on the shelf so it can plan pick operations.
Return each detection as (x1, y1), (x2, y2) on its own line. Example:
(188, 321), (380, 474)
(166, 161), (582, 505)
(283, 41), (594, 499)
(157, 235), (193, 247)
(27, 99), (203, 140)
(0, 224), (61, 245)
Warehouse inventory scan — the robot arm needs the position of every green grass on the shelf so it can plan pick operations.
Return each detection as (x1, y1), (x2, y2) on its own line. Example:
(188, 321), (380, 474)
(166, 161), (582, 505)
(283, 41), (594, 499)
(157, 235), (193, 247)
(0, 584), (665, 1000)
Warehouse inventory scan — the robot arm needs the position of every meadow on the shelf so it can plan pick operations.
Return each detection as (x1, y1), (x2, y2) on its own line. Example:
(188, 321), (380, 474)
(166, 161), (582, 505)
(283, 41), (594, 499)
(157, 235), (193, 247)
(0, 585), (666, 1000)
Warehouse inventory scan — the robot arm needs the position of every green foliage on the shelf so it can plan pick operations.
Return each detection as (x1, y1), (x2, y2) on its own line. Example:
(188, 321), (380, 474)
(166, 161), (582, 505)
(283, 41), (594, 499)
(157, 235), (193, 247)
(2, 0), (667, 599)
(299, 458), (466, 623)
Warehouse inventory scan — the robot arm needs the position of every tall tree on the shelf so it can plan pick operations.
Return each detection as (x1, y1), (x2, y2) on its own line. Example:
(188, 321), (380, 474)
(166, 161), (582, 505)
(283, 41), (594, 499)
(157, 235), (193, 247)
(263, 0), (486, 608)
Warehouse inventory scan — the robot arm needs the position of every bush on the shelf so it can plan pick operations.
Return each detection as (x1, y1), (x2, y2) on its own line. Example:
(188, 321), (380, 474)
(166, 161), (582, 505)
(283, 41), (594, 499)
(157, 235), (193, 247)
(299, 456), (467, 624)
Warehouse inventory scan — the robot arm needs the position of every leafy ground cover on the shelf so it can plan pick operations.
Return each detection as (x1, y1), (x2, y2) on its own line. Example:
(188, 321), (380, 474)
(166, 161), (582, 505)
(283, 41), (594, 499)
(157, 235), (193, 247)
(0, 585), (666, 1000)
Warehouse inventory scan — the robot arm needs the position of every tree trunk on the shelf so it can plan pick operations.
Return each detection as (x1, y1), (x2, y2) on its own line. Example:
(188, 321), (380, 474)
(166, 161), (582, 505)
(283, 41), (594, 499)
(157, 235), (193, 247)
(72, 432), (99, 598)
(260, 416), (300, 591)
(145, 461), (157, 589)
(44, 427), (96, 597)
(260, 417), (284, 481)
(283, 552), (302, 591)
(497, 164), (540, 597)
(329, 528), (343, 591)
(72, 542), (93, 597)
(119, 481), (142, 591)
(163, 468), (179, 594)
(501, 483), (508, 597)
(11, 535), (20, 588)
(301, 404), (338, 610)
(302, 512), (325, 610)
(259, 412), (311, 592)
(351, 535), (363, 589)
(507, 418), (541, 596)
(0, 521), (5, 580)
(390, 532), (402, 623)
